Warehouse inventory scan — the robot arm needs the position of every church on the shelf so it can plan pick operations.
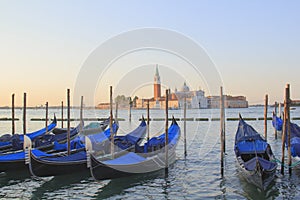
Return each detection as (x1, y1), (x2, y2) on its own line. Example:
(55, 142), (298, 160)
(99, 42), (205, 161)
(135, 65), (208, 109)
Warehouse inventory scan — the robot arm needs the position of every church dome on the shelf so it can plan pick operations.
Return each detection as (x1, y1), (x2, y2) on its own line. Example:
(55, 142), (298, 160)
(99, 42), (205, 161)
(181, 82), (190, 92)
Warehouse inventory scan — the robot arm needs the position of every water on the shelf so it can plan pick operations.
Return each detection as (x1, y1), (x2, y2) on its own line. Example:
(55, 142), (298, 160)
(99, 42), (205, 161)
(0, 107), (300, 199)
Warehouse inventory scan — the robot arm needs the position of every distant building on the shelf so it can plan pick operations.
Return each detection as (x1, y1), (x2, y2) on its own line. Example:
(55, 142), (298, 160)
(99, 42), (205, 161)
(207, 95), (248, 108)
(292, 100), (300, 106)
(136, 65), (179, 109)
(97, 65), (248, 110)
(135, 66), (207, 109)
(175, 82), (208, 109)
(96, 103), (111, 109)
(153, 65), (161, 100)
(136, 92), (179, 109)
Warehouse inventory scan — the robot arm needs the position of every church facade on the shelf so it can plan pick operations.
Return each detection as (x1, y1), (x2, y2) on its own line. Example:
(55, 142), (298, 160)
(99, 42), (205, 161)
(135, 65), (208, 109)
(175, 82), (208, 109)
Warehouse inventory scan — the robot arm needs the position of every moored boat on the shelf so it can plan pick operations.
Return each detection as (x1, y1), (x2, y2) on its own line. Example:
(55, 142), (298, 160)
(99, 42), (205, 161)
(234, 114), (277, 190)
(0, 116), (57, 153)
(29, 118), (146, 177)
(89, 117), (181, 181)
(0, 120), (82, 173)
(272, 112), (283, 132)
(0, 118), (109, 173)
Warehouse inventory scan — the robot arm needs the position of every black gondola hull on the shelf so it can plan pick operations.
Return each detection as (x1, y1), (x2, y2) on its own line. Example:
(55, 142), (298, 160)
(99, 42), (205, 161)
(236, 157), (277, 190)
(0, 159), (26, 172)
(90, 148), (177, 180)
(29, 152), (88, 177)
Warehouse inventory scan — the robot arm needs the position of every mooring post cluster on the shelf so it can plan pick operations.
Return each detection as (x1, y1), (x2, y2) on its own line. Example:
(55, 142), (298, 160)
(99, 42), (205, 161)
(3, 83), (298, 182)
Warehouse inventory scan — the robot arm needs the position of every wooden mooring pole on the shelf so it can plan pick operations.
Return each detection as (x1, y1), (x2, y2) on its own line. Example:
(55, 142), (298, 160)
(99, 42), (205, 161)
(274, 101), (278, 139)
(110, 86), (114, 158)
(286, 84), (292, 174)
(80, 96), (84, 132)
(220, 86), (225, 177)
(61, 101), (64, 128)
(222, 92), (226, 153)
(184, 96), (187, 157)
(264, 94), (268, 141)
(115, 102), (118, 122)
(23, 93), (26, 135)
(45, 102), (48, 133)
(12, 93), (15, 135)
(67, 89), (71, 155)
(279, 102), (282, 119)
(165, 89), (169, 171)
(129, 97), (132, 122)
(147, 99), (150, 142)
(281, 85), (289, 175)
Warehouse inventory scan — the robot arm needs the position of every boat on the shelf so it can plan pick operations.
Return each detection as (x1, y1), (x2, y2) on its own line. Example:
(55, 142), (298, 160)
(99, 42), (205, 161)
(0, 116), (57, 152)
(89, 117), (181, 181)
(272, 112), (283, 131)
(52, 118), (109, 135)
(234, 114), (277, 190)
(272, 112), (300, 166)
(282, 120), (300, 165)
(31, 118), (109, 152)
(28, 118), (146, 177)
(0, 117), (109, 173)
(32, 121), (83, 152)
(0, 121), (82, 173)
(80, 118), (110, 135)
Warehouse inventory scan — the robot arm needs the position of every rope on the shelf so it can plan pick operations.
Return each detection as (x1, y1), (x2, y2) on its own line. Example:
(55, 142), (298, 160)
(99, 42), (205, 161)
(271, 157), (300, 168)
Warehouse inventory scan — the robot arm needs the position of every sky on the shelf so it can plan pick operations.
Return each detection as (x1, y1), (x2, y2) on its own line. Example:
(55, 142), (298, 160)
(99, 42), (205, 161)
(0, 0), (299, 106)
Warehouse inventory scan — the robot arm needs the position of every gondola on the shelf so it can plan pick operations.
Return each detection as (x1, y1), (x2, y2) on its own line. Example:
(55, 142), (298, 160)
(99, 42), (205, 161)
(0, 116), (57, 152)
(52, 117), (109, 136)
(283, 120), (300, 166)
(272, 112), (300, 167)
(89, 117), (180, 181)
(32, 118), (109, 152)
(0, 118), (109, 173)
(0, 120), (82, 173)
(234, 114), (277, 190)
(272, 112), (283, 131)
(29, 118), (146, 177)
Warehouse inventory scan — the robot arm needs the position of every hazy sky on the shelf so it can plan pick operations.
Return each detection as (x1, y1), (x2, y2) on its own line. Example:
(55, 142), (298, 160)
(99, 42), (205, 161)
(0, 1), (299, 106)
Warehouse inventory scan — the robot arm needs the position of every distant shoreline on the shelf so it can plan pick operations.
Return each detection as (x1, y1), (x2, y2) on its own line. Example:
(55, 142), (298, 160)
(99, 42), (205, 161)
(0, 105), (292, 110)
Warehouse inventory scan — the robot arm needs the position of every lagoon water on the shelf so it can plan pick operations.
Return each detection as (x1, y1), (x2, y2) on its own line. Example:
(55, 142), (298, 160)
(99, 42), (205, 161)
(0, 107), (300, 199)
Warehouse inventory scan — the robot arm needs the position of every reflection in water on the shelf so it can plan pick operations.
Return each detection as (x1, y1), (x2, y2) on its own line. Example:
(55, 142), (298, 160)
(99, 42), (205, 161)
(0, 170), (30, 187)
(95, 170), (166, 199)
(162, 169), (170, 200)
(0, 170), (38, 199)
(31, 171), (91, 199)
(238, 173), (280, 200)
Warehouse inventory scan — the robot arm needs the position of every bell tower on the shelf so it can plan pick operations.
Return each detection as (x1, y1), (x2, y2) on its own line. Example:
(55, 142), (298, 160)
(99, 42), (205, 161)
(154, 64), (161, 100)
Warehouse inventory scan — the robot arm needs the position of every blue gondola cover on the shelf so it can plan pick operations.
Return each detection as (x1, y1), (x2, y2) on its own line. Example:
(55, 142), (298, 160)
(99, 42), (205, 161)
(237, 140), (268, 154)
(103, 152), (146, 165)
